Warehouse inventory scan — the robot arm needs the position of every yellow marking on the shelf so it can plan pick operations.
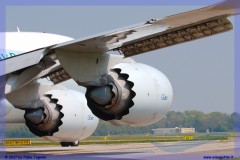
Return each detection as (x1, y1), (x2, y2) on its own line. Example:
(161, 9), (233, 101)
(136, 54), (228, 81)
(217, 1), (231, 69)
(229, 133), (236, 137)
(3, 139), (31, 146)
(104, 136), (107, 140)
(184, 136), (194, 140)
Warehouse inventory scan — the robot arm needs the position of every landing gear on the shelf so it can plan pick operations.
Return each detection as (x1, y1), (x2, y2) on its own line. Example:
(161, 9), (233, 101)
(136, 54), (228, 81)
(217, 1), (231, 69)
(60, 141), (79, 147)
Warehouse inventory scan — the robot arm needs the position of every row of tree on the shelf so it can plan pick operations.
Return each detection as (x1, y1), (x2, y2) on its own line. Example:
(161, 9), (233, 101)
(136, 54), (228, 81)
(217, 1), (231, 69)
(92, 110), (240, 136)
(2, 110), (240, 138)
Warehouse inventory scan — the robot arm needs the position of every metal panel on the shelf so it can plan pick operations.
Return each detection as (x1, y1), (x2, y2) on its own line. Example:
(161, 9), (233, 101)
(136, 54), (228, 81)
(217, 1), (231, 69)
(43, 67), (71, 85)
(0, 48), (45, 76)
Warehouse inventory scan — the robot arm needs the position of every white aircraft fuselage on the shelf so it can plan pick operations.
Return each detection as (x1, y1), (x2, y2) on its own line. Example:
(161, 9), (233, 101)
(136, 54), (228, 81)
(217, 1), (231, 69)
(2, 32), (73, 59)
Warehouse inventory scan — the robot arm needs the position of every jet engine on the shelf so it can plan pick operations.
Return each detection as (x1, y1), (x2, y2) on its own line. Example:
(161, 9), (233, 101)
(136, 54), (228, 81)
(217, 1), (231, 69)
(85, 63), (173, 126)
(24, 90), (98, 146)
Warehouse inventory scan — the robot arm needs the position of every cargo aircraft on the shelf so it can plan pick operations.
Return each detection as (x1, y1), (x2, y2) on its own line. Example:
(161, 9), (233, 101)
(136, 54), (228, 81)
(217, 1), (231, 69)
(0, 0), (239, 147)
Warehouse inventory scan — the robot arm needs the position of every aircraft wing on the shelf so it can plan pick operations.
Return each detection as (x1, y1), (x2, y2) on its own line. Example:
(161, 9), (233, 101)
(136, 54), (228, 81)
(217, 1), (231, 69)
(3, 0), (240, 85)
(0, 48), (47, 77)
(52, 0), (240, 57)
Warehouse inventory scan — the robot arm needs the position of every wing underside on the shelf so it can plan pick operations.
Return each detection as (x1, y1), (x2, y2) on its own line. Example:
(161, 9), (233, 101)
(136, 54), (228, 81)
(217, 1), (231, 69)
(52, 0), (239, 57)
(0, 48), (45, 77)
(115, 17), (232, 57)
(4, 0), (240, 86)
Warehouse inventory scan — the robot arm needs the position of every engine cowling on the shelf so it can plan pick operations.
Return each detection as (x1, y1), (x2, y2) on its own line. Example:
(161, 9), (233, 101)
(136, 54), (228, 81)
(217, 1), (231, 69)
(24, 90), (98, 143)
(85, 63), (173, 126)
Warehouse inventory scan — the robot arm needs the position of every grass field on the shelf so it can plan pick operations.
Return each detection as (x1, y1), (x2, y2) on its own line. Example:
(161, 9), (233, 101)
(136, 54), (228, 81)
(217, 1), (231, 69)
(80, 134), (229, 145)
(1, 133), (235, 146)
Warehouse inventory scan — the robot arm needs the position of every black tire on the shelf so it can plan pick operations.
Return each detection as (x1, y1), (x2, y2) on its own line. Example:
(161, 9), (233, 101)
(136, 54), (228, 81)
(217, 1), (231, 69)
(60, 142), (70, 147)
(69, 141), (79, 147)
(60, 141), (79, 147)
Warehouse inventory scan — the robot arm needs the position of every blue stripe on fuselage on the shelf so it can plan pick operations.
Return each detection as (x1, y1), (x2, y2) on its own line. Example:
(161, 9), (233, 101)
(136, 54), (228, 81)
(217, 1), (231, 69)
(0, 53), (16, 60)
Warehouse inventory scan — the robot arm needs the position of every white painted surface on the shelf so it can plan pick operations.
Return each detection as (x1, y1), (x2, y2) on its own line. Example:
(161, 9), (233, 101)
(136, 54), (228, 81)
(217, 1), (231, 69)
(109, 63), (173, 126)
(0, 32), (73, 76)
(44, 90), (98, 142)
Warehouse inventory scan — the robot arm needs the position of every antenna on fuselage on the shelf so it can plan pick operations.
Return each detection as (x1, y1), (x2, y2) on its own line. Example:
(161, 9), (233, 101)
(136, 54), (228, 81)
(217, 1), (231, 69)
(17, 26), (20, 32)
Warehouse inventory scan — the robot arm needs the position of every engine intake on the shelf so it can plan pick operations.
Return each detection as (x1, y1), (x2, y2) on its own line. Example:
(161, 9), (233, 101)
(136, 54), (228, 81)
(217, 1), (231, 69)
(24, 90), (99, 142)
(85, 63), (173, 126)
(24, 94), (64, 137)
(86, 68), (136, 120)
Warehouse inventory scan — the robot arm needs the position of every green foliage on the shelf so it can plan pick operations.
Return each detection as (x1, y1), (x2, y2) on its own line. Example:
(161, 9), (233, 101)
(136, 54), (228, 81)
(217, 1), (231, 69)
(93, 111), (238, 136)
(5, 124), (36, 138)
(4, 111), (240, 138)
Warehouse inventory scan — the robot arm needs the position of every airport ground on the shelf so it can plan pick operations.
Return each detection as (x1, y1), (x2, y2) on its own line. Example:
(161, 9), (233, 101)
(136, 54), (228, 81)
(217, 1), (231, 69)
(0, 135), (239, 160)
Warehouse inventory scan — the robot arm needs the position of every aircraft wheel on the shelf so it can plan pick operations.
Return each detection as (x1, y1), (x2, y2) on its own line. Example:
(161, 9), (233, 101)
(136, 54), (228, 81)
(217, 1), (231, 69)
(60, 141), (79, 147)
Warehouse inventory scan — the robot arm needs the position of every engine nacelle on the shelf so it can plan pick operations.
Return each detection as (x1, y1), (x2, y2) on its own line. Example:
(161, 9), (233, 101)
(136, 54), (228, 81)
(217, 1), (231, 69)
(24, 90), (98, 142)
(85, 63), (173, 126)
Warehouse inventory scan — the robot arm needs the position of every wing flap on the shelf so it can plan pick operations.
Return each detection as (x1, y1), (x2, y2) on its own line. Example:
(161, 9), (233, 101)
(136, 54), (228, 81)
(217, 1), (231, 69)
(115, 16), (233, 57)
(52, 0), (239, 57)
(41, 66), (71, 84)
